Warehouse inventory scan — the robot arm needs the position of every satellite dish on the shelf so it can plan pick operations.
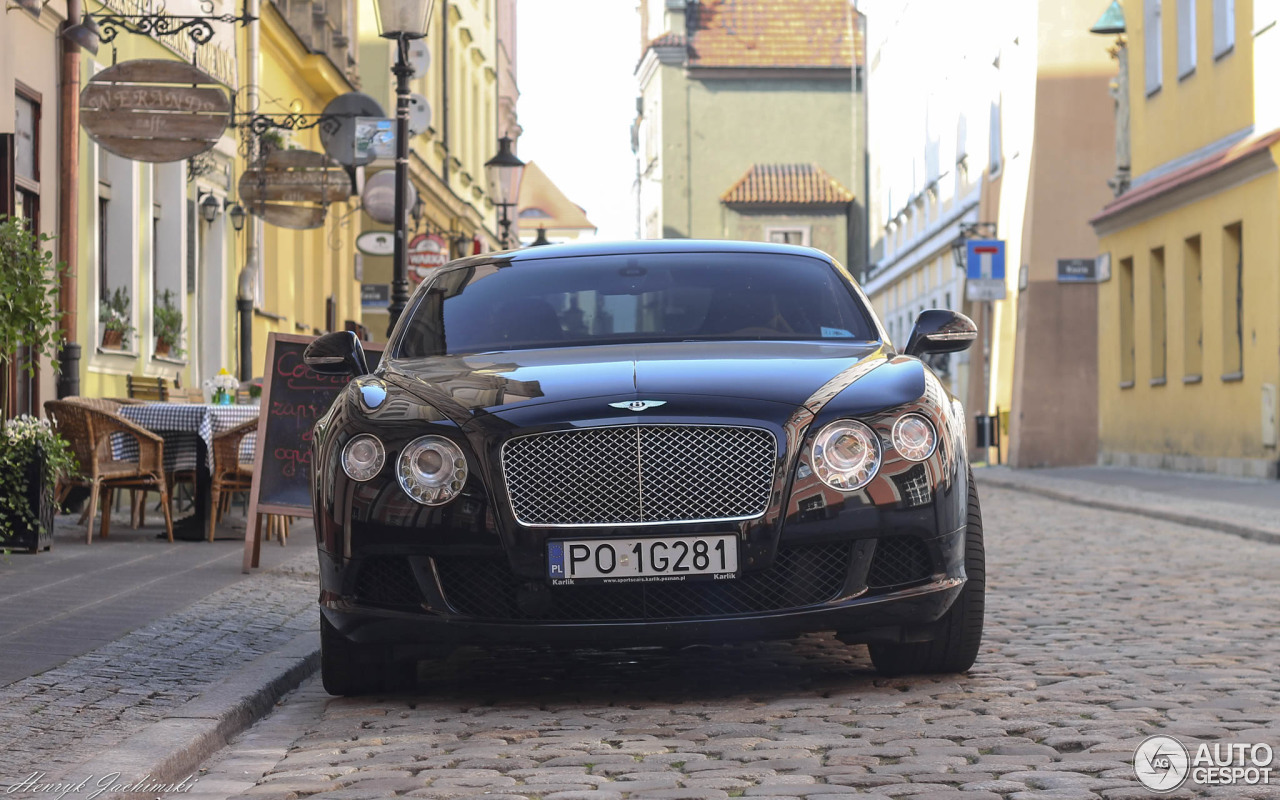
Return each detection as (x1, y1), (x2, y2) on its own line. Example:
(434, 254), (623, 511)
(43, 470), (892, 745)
(318, 92), (386, 167)
(362, 169), (417, 225)
(408, 94), (432, 136)
(408, 40), (430, 76)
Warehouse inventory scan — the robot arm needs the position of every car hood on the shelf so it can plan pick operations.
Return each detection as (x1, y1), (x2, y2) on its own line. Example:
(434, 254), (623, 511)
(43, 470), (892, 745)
(381, 341), (882, 414)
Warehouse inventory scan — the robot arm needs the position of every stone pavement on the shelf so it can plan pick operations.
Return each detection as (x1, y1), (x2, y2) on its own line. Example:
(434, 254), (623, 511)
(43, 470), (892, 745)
(977, 465), (1280, 545)
(0, 507), (318, 785)
(182, 483), (1280, 800)
(0, 504), (300, 685)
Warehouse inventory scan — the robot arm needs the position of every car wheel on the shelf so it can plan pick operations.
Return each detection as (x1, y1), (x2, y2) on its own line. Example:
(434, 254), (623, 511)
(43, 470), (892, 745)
(320, 614), (416, 696)
(869, 468), (985, 676)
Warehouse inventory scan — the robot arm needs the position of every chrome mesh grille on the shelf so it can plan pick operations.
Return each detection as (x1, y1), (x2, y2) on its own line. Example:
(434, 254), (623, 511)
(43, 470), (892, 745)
(502, 425), (776, 526)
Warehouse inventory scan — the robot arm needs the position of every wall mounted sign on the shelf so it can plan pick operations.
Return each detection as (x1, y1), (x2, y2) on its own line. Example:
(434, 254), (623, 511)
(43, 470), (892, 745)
(361, 283), (391, 307)
(238, 148), (351, 230)
(407, 233), (448, 283)
(1058, 257), (1101, 283)
(356, 230), (395, 256)
(80, 59), (230, 163)
(353, 117), (395, 162)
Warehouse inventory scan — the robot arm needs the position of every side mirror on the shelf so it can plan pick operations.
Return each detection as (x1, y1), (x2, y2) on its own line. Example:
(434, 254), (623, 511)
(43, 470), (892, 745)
(304, 331), (371, 376)
(904, 309), (977, 357)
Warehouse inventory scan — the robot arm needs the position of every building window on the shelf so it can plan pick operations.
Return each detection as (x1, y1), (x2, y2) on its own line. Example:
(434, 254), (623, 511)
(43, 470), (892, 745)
(1178, 0), (1198, 77)
(1221, 222), (1243, 378)
(1183, 235), (1202, 378)
(765, 227), (810, 246)
(1119, 256), (1136, 386)
(1213, 0), (1235, 56)
(98, 196), (109, 302)
(1146, 0), (1164, 94)
(1149, 247), (1166, 383)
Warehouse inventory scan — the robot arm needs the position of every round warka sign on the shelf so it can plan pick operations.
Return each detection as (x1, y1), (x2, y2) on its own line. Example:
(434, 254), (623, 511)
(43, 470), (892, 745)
(408, 234), (448, 283)
(80, 59), (230, 163)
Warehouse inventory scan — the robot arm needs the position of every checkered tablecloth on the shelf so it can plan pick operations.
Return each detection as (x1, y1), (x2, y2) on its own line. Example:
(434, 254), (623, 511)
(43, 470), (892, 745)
(114, 403), (260, 473)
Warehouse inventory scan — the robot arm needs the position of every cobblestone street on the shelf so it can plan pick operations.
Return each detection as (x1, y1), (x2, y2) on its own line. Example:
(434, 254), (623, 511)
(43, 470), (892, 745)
(185, 485), (1280, 800)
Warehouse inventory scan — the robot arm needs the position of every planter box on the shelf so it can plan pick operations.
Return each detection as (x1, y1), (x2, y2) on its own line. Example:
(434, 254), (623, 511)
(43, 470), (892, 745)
(1, 448), (54, 554)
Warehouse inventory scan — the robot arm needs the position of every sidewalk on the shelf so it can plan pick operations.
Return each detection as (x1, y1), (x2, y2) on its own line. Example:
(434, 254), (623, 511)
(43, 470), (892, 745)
(976, 464), (1280, 545)
(0, 507), (319, 789)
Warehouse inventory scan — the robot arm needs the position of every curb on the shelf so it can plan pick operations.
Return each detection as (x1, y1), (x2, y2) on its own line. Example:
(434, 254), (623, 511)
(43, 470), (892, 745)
(62, 629), (319, 799)
(977, 472), (1280, 546)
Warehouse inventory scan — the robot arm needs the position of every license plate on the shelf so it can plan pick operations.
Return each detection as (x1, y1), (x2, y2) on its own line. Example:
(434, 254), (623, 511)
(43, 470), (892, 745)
(547, 534), (739, 584)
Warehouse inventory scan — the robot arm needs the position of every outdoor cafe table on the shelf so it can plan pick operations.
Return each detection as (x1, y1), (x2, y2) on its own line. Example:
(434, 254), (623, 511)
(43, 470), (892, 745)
(115, 403), (259, 539)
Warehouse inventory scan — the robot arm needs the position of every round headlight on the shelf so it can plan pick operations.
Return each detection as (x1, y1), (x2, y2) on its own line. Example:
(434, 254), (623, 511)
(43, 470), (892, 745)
(892, 414), (937, 461)
(811, 420), (881, 491)
(342, 434), (385, 481)
(398, 435), (468, 506)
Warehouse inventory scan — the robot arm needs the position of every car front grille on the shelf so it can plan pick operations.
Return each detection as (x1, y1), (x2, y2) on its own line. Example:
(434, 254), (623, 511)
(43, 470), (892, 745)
(501, 425), (777, 526)
(865, 536), (934, 589)
(433, 542), (852, 622)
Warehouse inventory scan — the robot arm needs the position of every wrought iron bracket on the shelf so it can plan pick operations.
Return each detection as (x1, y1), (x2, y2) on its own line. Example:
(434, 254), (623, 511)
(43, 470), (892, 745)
(91, 8), (257, 46)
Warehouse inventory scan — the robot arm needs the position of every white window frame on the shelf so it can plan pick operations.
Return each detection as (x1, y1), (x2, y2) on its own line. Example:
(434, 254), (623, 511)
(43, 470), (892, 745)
(1214, 0), (1236, 57)
(764, 226), (811, 246)
(1146, 0), (1164, 95)
(1178, 0), (1197, 78)
(988, 99), (1002, 177)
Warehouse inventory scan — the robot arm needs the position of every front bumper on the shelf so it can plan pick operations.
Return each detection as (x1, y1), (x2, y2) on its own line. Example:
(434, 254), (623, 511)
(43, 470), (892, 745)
(318, 525), (967, 651)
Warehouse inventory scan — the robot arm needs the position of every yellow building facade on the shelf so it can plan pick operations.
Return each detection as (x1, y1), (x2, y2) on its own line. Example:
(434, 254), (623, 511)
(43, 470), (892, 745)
(244, 0), (363, 370)
(76, 0), (241, 399)
(1092, 0), (1280, 478)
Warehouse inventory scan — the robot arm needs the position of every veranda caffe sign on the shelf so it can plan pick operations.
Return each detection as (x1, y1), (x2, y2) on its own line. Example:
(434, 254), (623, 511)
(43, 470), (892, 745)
(408, 234), (448, 282)
(80, 59), (231, 163)
(238, 149), (353, 230)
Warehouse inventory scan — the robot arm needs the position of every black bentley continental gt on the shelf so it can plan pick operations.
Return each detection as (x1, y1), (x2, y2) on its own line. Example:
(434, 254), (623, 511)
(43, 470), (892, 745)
(305, 239), (984, 695)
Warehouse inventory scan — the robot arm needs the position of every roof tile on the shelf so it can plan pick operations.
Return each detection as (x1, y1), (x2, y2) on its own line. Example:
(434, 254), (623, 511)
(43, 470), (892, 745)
(721, 163), (855, 206)
(688, 0), (859, 69)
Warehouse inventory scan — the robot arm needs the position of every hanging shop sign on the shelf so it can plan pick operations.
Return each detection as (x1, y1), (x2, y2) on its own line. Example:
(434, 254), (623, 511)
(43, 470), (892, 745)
(238, 148), (352, 230)
(408, 234), (449, 283)
(80, 59), (230, 163)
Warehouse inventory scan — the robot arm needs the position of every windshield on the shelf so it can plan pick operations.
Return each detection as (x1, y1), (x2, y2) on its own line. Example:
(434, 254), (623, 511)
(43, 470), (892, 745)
(394, 252), (877, 357)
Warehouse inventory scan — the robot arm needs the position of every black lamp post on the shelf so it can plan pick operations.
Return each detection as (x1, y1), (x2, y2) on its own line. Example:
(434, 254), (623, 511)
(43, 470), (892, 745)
(484, 136), (526, 249)
(374, 0), (435, 336)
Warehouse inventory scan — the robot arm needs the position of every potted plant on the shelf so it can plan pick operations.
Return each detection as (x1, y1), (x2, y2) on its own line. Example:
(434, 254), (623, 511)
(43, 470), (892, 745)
(153, 289), (185, 359)
(99, 286), (135, 350)
(0, 215), (75, 552)
(0, 416), (76, 552)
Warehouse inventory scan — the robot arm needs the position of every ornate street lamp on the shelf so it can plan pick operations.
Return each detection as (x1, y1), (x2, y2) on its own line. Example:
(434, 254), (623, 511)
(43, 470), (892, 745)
(228, 203), (247, 232)
(484, 136), (525, 249)
(373, 0), (435, 337)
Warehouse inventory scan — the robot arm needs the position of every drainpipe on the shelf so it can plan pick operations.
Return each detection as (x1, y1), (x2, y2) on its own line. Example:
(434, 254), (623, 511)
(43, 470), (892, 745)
(237, 0), (260, 382)
(56, 0), (83, 398)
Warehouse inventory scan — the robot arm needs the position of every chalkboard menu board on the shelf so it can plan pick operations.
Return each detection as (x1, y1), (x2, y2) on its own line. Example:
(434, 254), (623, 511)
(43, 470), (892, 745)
(243, 332), (383, 569)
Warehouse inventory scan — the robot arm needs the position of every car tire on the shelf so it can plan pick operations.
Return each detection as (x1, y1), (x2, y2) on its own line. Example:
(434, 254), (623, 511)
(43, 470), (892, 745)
(320, 614), (416, 696)
(868, 468), (985, 677)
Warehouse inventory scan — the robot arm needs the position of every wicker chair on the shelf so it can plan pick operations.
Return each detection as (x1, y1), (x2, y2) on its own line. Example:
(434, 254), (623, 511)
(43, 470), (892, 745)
(208, 417), (259, 542)
(44, 400), (174, 543)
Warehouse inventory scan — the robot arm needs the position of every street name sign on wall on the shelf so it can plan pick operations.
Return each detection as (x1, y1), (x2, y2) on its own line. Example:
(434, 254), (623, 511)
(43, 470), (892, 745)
(80, 60), (230, 163)
(1057, 258), (1101, 282)
(243, 333), (384, 570)
(965, 238), (1008, 301)
(238, 148), (352, 230)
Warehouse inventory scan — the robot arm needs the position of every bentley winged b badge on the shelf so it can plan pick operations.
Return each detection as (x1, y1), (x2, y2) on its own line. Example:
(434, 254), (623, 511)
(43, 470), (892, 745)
(610, 400), (667, 412)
